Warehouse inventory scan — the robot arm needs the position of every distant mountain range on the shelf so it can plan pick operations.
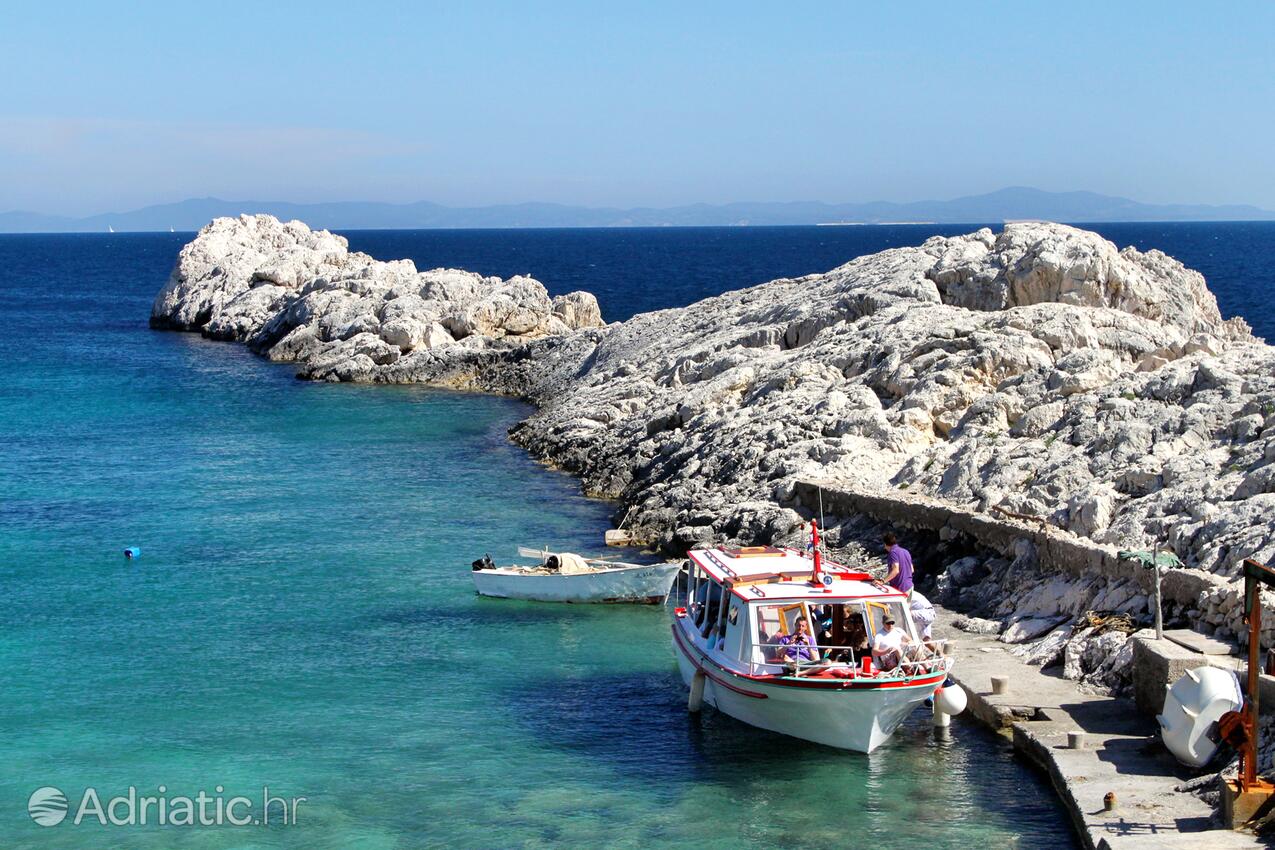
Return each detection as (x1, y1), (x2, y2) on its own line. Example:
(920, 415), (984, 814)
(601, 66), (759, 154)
(3, 187), (1273, 233)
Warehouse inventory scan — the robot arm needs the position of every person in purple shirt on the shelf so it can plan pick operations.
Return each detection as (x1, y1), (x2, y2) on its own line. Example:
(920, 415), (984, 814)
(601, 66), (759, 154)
(881, 532), (914, 597)
(778, 618), (818, 662)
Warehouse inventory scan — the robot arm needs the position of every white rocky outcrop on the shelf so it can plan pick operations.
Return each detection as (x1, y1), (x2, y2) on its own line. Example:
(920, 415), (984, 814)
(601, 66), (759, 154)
(150, 215), (606, 380)
(155, 219), (1275, 674)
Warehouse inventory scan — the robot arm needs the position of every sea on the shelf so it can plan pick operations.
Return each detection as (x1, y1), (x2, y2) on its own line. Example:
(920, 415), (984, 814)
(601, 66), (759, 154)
(2, 221), (1272, 849)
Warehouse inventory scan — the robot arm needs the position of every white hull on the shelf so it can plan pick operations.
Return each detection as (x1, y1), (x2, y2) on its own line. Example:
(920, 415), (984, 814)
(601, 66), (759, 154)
(672, 622), (942, 752)
(473, 562), (680, 603)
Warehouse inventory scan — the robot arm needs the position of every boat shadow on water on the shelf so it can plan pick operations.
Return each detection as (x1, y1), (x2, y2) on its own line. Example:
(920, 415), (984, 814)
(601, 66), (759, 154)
(496, 669), (1078, 841)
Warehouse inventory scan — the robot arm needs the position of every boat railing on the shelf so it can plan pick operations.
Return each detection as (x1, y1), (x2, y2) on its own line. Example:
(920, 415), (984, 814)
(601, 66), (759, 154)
(746, 640), (954, 679)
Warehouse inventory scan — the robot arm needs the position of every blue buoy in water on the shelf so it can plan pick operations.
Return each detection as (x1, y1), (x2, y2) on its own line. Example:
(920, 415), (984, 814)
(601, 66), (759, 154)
(123, 547), (140, 559)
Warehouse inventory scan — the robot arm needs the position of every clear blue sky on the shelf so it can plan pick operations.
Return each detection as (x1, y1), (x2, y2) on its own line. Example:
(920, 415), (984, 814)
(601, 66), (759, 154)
(2, 1), (1272, 215)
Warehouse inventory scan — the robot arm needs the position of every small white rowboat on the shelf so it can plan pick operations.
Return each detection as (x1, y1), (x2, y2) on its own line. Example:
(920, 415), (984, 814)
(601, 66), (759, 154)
(471, 547), (681, 604)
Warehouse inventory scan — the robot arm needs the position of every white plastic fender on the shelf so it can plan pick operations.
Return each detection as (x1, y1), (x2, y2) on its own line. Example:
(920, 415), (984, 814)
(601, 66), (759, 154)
(688, 670), (705, 713)
(935, 683), (968, 717)
(1157, 665), (1242, 768)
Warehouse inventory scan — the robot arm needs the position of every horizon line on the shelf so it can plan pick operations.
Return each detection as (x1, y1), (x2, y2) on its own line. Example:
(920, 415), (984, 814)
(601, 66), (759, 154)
(8, 218), (1275, 237)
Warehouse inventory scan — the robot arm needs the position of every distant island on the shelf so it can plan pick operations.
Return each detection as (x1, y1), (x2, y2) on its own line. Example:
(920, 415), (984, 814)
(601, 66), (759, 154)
(4, 186), (1273, 233)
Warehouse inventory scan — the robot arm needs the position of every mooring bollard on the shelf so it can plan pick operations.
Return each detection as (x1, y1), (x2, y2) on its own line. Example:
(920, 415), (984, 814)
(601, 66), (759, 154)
(1103, 791), (1117, 812)
(1067, 731), (1086, 750)
(990, 675), (1009, 695)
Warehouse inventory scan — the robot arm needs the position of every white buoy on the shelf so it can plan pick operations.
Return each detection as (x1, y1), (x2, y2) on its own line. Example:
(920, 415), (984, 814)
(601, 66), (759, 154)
(1158, 665), (1241, 768)
(936, 683), (968, 717)
(688, 671), (705, 713)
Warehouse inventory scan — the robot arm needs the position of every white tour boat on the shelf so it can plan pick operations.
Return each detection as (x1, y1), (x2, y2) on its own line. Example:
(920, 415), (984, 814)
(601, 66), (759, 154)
(671, 521), (958, 752)
(471, 548), (681, 604)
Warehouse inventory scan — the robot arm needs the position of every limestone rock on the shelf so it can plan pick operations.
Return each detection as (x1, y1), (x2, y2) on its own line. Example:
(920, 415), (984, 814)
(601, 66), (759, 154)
(1010, 625), (1073, 667)
(552, 291), (605, 330)
(952, 616), (1004, 636)
(1001, 614), (1070, 644)
(945, 556), (986, 587)
(154, 217), (1275, 635)
(149, 215), (604, 375)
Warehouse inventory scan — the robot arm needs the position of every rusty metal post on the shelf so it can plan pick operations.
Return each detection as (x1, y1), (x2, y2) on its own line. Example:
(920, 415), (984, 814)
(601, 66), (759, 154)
(1240, 558), (1275, 790)
(1248, 580), (1261, 789)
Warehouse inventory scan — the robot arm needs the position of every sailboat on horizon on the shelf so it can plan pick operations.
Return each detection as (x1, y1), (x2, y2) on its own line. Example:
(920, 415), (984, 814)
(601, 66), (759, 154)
(107, 225), (114, 233)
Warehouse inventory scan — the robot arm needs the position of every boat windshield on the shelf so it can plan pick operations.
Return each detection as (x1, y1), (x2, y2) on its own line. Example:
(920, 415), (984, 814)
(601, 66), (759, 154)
(749, 598), (916, 667)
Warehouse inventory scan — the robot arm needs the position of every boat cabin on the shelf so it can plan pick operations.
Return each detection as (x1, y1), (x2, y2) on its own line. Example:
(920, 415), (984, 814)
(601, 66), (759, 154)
(678, 545), (924, 676)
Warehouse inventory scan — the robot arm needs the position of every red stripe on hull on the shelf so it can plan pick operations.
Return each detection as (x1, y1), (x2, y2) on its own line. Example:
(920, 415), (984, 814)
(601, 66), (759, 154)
(672, 624), (768, 698)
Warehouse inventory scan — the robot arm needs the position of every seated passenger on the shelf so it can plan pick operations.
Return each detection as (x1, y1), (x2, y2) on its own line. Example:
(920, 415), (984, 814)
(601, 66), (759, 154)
(871, 614), (912, 672)
(778, 618), (818, 663)
(701, 602), (719, 638)
(827, 605), (869, 663)
(760, 624), (782, 663)
(844, 611), (871, 663)
(811, 605), (834, 645)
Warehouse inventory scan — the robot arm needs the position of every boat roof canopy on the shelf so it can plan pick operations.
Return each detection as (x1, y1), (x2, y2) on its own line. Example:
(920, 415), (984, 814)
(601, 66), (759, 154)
(687, 546), (906, 602)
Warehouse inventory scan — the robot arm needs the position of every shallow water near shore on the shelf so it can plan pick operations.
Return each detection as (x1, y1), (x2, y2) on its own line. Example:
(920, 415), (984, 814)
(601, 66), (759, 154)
(16, 222), (1271, 847)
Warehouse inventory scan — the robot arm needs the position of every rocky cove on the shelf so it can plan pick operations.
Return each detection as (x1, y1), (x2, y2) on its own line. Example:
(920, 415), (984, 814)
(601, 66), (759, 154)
(152, 214), (1275, 706)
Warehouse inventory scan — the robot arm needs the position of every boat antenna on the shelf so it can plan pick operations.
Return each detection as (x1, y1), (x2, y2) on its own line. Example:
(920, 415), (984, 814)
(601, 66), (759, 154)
(818, 487), (825, 537)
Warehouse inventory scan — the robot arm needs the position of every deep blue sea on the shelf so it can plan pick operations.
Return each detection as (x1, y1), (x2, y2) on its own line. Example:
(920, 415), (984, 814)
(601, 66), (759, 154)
(3, 221), (1272, 848)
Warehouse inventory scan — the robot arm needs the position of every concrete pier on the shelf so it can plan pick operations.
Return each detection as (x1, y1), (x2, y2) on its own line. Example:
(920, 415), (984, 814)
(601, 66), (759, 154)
(937, 608), (1261, 849)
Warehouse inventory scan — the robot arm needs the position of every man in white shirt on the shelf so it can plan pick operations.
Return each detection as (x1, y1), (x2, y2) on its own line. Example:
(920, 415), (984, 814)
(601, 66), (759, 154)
(909, 590), (936, 649)
(871, 614), (911, 671)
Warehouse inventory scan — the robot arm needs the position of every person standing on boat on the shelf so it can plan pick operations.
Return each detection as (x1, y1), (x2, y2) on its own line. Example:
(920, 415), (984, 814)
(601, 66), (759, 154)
(909, 589), (937, 651)
(779, 618), (818, 663)
(879, 532), (914, 599)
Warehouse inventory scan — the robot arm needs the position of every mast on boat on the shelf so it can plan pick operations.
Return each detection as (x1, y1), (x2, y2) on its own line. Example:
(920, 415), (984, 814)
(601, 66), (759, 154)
(810, 519), (824, 585)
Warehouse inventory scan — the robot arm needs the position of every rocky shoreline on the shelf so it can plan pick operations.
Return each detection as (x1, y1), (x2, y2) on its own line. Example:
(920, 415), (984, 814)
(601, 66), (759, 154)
(153, 214), (1275, 702)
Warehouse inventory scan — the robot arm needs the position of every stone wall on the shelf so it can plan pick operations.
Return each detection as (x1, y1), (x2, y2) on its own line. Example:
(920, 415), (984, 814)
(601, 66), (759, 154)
(793, 479), (1271, 648)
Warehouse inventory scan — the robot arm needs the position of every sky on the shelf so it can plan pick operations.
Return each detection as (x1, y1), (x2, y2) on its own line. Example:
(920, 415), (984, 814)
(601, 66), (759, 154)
(2, 1), (1273, 216)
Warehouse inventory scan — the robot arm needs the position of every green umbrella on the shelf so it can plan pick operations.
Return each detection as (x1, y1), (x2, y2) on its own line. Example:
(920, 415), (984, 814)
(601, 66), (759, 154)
(1117, 550), (1183, 569)
(1117, 548), (1180, 639)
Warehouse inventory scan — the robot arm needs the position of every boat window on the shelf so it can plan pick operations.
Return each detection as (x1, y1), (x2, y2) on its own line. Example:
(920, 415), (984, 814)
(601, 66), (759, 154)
(722, 598), (746, 659)
(779, 603), (806, 634)
(751, 602), (816, 663)
(694, 578), (724, 635)
(864, 600), (912, 639)
(827, 602), (870, 663)
(753, 604), (785, 663)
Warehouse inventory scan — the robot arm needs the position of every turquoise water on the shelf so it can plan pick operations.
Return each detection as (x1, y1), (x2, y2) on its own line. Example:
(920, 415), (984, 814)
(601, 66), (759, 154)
(0, 233), (1078, 848)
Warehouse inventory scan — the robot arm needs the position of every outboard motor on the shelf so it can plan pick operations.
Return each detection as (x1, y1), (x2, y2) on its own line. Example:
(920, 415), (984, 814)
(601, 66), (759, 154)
(471, 554), (495, 572)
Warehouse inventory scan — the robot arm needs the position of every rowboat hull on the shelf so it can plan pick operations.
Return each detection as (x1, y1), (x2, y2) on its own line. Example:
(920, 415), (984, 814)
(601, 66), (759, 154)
(472, 562), (680, 603)
(672, 620), (944, 752)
